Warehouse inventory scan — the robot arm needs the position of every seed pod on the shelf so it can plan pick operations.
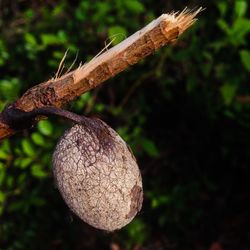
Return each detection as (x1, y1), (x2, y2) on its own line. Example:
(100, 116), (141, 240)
(52, 117), (143, 231)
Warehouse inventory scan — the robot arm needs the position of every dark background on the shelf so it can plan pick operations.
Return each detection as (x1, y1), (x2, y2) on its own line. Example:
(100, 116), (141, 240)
(0, 0), (250, 249)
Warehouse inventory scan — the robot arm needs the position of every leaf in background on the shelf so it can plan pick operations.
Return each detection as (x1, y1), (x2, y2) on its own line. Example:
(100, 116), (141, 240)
(75, 1), (90, 21)
(73, 92), (92, 111)
(150, 194), (171, 209)
(24, 33), (39, 59)
(234, 0), (248, 18)
(17, 173), (27, 185)
(0, 162), (6, 184)
(94, 103), (105, 112)
(217, 1), (228, 16)
(186, 75), (197, 93)
(124, 0), (145, 14)
(0, 39), (9, 66)
(240, 50), (250, 72)
(38, 120), (53, 136)
(32, 133), (45, 146)
(92, 2), (111, 24)
(8, 200), (26, 213)
(41, 32), (67, 48)
(31, 164), (47, 178)
(126, 218), (146, 245)
(20, 158), (33, 169)
(217, 19), (230, 34)
(6, 176), (14, 188)
(41, 34), (59, 46)
(25, 9), (34, 19)
(220, 84), (238, 105)
(52, 2), (65, 16)
(0, 150), (8, 160)
(21, 139), (36, 157)
(0, 191), (5, 203)
(108, 26), (127, 45)
(230, 18), (250, 45)
(0, 78), (20, 101)
(141, 138), (159, 157)
(24, 33), (37, 47)
(1, 139), (11, 152)
(29, 196), (46, 206)
(117, 127), (130, 141)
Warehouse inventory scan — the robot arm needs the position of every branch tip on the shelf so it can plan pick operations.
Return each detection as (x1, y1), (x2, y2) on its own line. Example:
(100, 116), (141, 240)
(0, 7), (203, 140)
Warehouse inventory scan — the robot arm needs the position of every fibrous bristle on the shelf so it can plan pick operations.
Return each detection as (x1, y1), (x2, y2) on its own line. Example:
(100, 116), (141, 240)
(175, 7), (204, 34)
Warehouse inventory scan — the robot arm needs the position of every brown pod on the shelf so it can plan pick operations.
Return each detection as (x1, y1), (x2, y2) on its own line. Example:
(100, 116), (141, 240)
(52, 118), (143, 231)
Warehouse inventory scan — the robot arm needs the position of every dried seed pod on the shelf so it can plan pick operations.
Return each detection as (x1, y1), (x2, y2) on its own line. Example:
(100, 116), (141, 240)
(52, 117), (143, 231)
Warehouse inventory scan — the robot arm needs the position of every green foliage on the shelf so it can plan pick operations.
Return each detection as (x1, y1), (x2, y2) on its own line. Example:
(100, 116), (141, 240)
(125, 218), (147, 246)
(140, 138), (159, 158)
(37, 120), (53, 136)
(0, 78), (21, 110)
(240, 49), (250, 71)
(0, 0), (250, 249)
(108, 26), (127, 45)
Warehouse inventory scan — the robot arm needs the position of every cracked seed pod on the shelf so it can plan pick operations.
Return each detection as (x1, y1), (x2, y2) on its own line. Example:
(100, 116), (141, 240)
(52, 117), (143, 231)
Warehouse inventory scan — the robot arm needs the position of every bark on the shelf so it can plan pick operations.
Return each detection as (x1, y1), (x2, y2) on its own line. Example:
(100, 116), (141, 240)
(0, 8), (202, 140)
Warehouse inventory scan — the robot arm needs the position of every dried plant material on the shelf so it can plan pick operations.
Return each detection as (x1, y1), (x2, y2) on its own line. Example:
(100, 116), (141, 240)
(52, 118), (143, 231)
(0, 7), (202, 140)
(73, 7), (203, 86)
(55, 49), (69, 79)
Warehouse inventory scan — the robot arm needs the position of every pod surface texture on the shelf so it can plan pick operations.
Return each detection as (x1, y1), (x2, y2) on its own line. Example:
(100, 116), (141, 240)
(53, 118), (143, 231)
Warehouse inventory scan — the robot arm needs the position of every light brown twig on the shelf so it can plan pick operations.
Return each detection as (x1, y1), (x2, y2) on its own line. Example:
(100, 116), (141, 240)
(0, 7), (202, 140)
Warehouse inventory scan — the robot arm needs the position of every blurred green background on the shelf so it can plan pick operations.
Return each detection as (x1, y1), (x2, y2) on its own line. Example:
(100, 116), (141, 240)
(0, 0), (250, 249)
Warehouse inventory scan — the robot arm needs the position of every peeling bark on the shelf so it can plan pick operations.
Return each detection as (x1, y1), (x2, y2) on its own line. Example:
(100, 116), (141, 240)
(0, 8), (202, 140)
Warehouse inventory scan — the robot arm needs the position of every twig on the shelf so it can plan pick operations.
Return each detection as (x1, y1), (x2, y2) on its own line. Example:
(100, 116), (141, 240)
(0, 7), (202, 140)
(55, 49), (69, 79)
(236, 95), (250, 104)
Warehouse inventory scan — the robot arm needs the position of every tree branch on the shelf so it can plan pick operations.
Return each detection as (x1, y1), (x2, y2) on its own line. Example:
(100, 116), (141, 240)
(0, 7), (202, 140)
